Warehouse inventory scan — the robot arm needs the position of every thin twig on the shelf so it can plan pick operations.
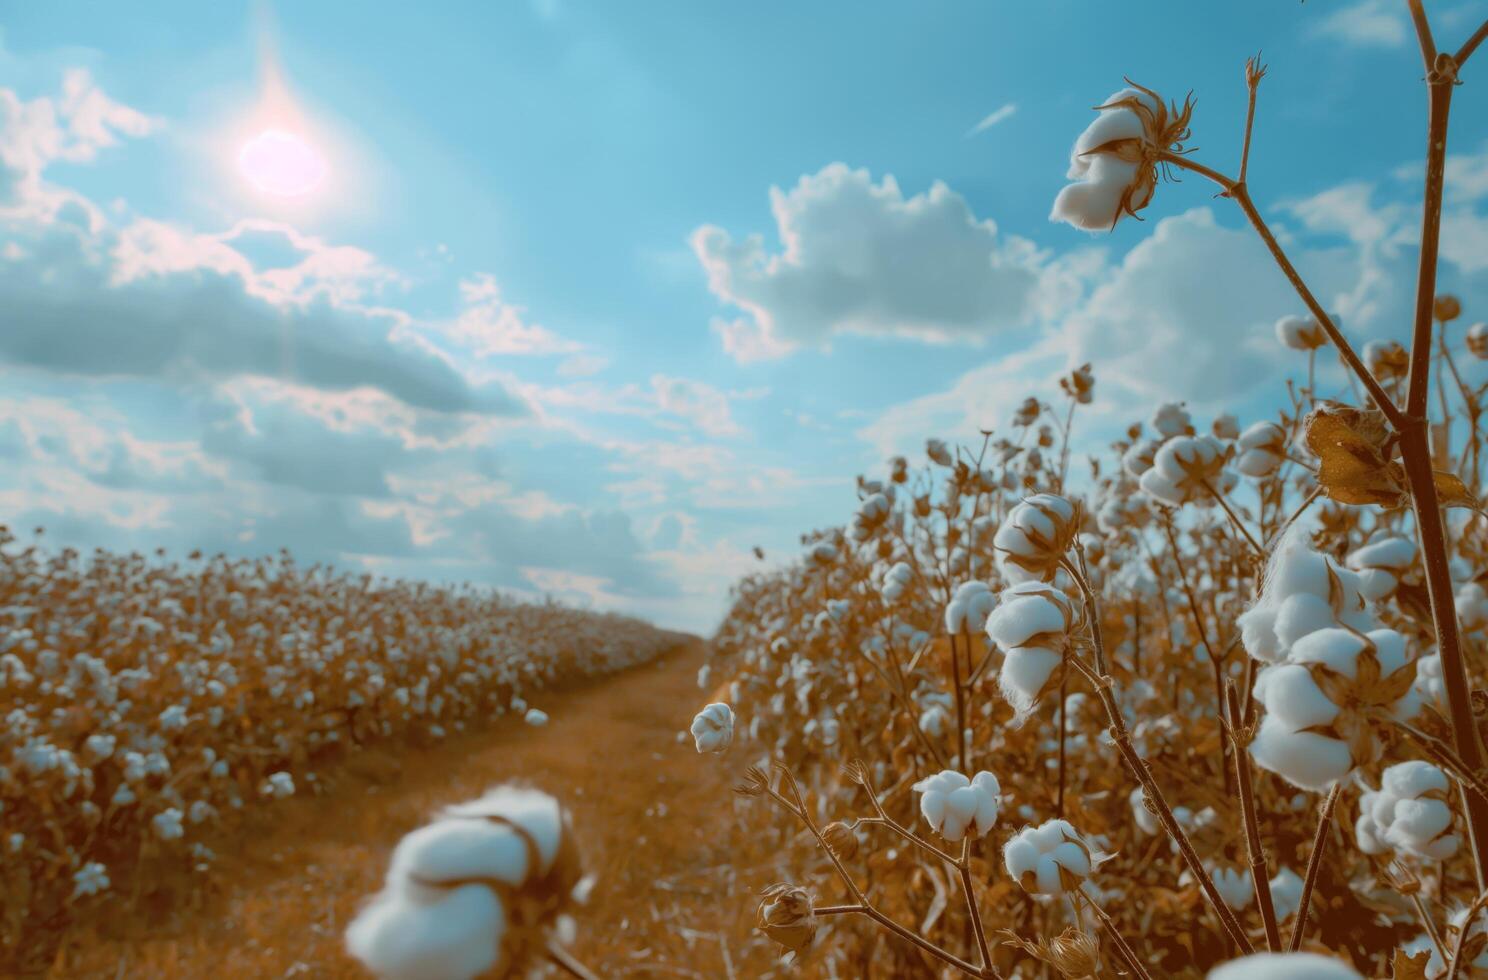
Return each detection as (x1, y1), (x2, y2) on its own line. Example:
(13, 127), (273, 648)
(1225, 682), (1281, 952)
(547, 941), (603, 980)
(1408, 0), (1439, 71)
(1288, 783), (1342, 952)
(1458, 18), (1488, 66)
(1447, 889), (1488, 979)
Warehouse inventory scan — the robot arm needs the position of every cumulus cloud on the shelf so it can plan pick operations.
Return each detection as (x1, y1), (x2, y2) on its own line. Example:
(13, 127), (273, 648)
(1307, 0), (1408, 47)
(692, 163), (1043, 359)
(444, 273), (584, 356)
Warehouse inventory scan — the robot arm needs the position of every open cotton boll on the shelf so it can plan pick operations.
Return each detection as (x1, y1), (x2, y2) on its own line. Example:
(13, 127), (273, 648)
(1050, 87), (1158, 231)
(913, 770), (1000, 842)
(851, 493), (892, 541)
(347, 786), (582, 980)
(994, 494), (1078, 583)
(1238, 536), (1373, 663)
(986, 582), (1075, 650)
(1457, 582), (1488, 632)
(1250, 628), (1418, 790)
(1152, 401), (1193, 439)
(880, 562), (914, 604)
(1122, 437), (1162, 478)
(1129, 786), (1160, 835)
(346, 885), (506, 980)
(690, 702), (734, 754)
(1207, 952), (1363, 979)
(1210, 865), (1254, 910)
(1003, 819), (1094, 895)
(1345, 536), (1415, 601)
(1356, 760), (1459, 861)
(1468, 321), (1488, 359)
(1212, 413), (1240, 441)
(944, 581), (996, 634)
(523, 708), (548, 727)
(1269, 868), (1304, 923)
(1235, 421), (1286, 478)
(1275, 314), (1328, 351)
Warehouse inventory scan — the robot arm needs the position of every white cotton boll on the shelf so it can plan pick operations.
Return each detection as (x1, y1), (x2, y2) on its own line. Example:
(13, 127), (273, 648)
(881, 562), (914, 604)
(690, 702), (734, 754)
(1152, 402), (1193, 439)
(1003, 819), (1094, 895)
(1414, 650), (1445, 710)
(1213, 413), (1240, 440)
(1274, 315), (1328, 352)
(1207, 952), (1362, 980)
(1237, 606), (1283, 664)
(1122, 437), (1162, 478)
(919, 702), (951, 737)
(1457, 582), (1488, 632)
(1050, 87), (1156, 231)
(1346, 536), (1415, 601)
(944, 581), (996, 634)
(914, 770), (1001, 842)
(1139, 467), (1186, 506)
(994, 494), (1077, 583)
(524, 708), (548, 726)
(985, 582), (1074, 650)
(1249, 715), (1354, 790)
(926, 438), (953, 466)
(1210, 865), (1254, 910)
(999, 646), (1063, 718)
(1357, 761), (1459, 861)
(346, 884), (505, 980)
(1129, 786), (1160, 836)
(1252, 664), (1338, 730)
(1269, 868), (1304, 922)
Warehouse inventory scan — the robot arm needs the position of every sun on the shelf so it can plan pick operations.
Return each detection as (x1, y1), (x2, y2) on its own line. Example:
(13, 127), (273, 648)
(237, 127), (328, 198)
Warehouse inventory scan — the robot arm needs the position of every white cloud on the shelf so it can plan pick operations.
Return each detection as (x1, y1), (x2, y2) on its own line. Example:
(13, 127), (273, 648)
(444, 272), (584, 356)
(1307, 0), (1408, 47)
(692, 163), (1042, 359)
(966, 103), (1017, 137)
(523, 374), (745, 438)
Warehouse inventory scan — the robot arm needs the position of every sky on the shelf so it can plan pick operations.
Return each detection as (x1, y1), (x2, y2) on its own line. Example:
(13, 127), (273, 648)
(1, 0), (1487, 632)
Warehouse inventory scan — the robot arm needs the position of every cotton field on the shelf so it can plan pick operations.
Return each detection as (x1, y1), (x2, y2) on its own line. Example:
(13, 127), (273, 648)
(0, 533), (684, 973)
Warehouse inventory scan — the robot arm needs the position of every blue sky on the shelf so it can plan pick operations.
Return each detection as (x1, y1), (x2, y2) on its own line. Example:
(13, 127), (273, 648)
(2, 0), (1487, 630)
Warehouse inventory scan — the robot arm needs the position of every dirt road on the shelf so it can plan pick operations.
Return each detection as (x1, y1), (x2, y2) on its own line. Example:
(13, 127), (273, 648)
(52, 641), (795, 978)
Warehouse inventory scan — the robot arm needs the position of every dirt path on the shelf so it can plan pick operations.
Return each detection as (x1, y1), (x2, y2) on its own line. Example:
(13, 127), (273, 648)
(53, 641), (791, 979)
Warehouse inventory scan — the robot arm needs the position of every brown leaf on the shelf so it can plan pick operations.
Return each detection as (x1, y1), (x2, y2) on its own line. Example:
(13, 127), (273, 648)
(1391, 947), (1431, 980)
(1304, 404), (1407, 507)
(1433, 470), (1481, 511)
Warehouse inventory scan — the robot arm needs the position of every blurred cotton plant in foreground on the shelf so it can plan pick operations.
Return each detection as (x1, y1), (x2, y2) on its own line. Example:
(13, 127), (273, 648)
(346, 785), (597, 980)
(696, 8), (1488, 977)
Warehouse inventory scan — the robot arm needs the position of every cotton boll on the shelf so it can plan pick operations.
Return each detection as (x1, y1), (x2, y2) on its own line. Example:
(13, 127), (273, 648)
(1122, 437), (1162, 478)
(1275, 315), (1328, 351)
(1457, 582), (1488, 632)
(1466, 322), (1488, 359)
(1212, 413), (1240, 440)
(914, 770), (1001, 842)
(524, 708), (549, 727)
(985, 582), (1075, 650)
(345, 884), (505, 980)
(1236, 421), (1287, 478)
(1207, 952), (1362, 979)
(1356, 761), (1459, 861)
(994, 494), (1078, 583)
(1345, 536), (1415, 601)
(926, 438), (953, 466)
(1050, 86), (1160, 230)
(1129, 786), (1160, 836)
(1210, 865), (1254, 910)
(1248, 715), (1354, 791)
(1269, 868), (1304, 923)
(347, 786), (580, 980)
(944, 581), (996, 634)
(690, 702), (735, 754)
(881, 562), (914, 604)
(1003, 819), (1094, 895)
(1151, 402), (1193, 439)
(999, 646), (1063, 718)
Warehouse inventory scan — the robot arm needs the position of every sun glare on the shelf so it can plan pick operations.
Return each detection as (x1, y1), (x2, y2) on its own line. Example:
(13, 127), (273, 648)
(237, 127), (328, 198)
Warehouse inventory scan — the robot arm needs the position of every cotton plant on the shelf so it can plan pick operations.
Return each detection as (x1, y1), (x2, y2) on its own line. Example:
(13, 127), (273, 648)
(985, 581), (1076, 718)
(1235, 421), (1287, 478)
(1138, 434), (1238, 506)
(994, 493), (1080, 583)
(345, 786), (589, 980)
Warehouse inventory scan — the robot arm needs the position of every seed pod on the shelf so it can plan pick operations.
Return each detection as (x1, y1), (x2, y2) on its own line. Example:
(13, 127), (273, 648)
(757, 883), (816, 952)
(821, 821), (859, 860)
(1434, 294), (1462, 322)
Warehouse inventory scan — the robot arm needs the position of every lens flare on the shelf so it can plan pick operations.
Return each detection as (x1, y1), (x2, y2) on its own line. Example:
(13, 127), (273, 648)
(237, 128), (327, 198)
